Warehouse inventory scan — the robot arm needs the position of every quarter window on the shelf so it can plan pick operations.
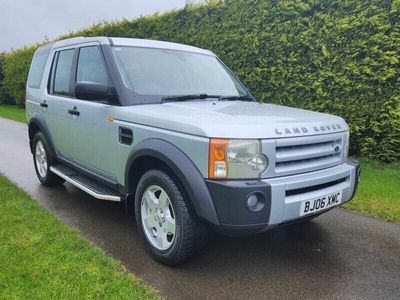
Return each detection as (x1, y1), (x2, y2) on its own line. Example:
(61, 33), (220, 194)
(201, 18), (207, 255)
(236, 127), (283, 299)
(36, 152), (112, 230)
(76, 46), (108, 85)
(53, 49), (75, 96)
(28, 48), (50, 89)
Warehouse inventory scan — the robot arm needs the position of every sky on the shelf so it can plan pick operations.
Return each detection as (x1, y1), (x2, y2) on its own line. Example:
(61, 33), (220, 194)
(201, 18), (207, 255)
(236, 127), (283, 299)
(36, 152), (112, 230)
(0, 0), (193, 52)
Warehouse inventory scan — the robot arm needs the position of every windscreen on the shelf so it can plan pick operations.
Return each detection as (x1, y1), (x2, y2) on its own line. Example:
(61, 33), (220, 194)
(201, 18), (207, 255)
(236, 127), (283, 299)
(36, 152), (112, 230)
(111, 46), (247, 101)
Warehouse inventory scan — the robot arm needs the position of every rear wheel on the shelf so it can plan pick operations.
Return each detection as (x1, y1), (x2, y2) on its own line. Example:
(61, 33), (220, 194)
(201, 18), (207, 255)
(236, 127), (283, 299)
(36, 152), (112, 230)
(32, 132), (65, 186)
(135, 169), (208, 265)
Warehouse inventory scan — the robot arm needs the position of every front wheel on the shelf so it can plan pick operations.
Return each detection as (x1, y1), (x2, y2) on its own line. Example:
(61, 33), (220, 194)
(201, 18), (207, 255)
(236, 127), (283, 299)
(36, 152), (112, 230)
(135, 169), (207, 265)
(32, 132), (65, 186)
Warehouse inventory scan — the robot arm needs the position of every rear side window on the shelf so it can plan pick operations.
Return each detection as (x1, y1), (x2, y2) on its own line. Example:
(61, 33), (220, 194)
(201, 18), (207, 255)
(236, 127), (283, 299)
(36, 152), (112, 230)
(76, 46), (108, 85)
(27, 48), (50, 88)
(53, 49), (75, 96)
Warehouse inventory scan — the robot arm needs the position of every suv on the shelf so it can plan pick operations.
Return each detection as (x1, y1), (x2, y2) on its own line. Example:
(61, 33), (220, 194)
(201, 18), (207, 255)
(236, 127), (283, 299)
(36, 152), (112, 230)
(26, 37), (360, 265)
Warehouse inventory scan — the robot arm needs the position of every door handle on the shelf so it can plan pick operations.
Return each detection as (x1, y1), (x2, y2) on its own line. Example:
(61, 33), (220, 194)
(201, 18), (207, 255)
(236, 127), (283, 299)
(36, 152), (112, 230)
(40, 101), (48, 108)
(68, 107), (80, 116)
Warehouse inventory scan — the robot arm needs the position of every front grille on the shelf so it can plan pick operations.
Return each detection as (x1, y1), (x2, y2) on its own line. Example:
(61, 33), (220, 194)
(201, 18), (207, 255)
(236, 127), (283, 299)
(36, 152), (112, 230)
(270, 132), (345, 177)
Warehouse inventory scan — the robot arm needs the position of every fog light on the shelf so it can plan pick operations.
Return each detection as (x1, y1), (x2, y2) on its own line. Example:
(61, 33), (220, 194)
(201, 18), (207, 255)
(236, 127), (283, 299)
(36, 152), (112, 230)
(247, 194), (258, 208)
(246, 192), (265, 212)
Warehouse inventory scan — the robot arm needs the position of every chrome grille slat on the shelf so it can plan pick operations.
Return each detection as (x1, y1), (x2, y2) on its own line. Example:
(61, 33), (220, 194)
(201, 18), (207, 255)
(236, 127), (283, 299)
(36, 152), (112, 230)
(275, 154), (341, 174)
(275, 133), (343, 147)
(275, 141), (338, 162)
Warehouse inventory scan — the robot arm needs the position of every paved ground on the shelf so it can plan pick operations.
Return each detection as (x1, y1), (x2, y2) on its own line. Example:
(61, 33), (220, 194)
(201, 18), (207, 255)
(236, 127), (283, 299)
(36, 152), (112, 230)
(0, 117), (399, 299)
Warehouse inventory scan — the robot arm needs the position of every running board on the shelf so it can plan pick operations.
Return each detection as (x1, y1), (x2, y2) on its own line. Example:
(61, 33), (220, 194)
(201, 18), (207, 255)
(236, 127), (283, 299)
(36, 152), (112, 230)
(50, 165), (121, 202)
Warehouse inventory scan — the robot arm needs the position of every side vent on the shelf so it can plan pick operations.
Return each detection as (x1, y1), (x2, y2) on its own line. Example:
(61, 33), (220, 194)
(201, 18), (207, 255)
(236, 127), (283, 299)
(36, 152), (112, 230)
(119, 127), (133, 145)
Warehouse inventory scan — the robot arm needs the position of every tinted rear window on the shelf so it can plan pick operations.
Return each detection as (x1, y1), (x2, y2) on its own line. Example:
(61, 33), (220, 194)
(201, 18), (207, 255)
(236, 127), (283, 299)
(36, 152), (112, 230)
(27, 48), (50, 89)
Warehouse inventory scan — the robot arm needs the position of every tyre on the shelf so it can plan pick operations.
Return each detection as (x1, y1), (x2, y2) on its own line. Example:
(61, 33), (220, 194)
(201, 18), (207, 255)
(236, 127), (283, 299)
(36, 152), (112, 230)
(135, 169), (208, 265)
(32, 132), (65, 186)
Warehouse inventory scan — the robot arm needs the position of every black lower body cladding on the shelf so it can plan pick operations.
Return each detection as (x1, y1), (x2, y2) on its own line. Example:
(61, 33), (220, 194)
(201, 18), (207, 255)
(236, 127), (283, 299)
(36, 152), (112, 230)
(347, 159), (361, 200)
(205, 179), (271, 233)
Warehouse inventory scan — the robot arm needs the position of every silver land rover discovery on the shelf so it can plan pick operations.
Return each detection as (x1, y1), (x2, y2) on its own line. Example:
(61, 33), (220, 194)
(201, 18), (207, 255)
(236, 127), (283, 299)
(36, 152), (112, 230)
(26, 37), (360, 265)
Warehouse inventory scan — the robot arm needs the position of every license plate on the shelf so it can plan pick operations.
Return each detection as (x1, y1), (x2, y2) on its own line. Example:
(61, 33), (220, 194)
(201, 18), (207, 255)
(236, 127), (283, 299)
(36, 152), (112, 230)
(300, 191), (342, 216)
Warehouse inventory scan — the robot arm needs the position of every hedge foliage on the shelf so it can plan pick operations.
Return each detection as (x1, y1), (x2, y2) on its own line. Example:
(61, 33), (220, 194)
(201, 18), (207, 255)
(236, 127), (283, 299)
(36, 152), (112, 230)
(0, 53), (11, 104)
(0, 0), (399, 161)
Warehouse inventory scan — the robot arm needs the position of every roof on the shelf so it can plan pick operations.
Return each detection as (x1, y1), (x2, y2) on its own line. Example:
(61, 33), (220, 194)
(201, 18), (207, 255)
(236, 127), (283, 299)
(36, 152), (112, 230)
(49, 36), (213, 56)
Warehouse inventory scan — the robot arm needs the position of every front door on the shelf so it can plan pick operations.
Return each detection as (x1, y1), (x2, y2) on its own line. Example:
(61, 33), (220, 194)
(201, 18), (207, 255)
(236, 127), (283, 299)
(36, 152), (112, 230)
(69, 45), (118, 179)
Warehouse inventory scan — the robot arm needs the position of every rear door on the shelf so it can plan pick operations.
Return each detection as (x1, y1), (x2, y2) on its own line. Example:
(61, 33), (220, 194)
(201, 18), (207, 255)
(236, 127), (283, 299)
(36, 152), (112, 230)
(44, 47), (79, 160)
(26, 45), (52, 126)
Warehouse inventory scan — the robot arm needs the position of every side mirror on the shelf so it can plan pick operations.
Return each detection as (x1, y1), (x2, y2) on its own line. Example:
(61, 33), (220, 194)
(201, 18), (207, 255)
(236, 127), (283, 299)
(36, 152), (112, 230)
(75, 81), (117, 102)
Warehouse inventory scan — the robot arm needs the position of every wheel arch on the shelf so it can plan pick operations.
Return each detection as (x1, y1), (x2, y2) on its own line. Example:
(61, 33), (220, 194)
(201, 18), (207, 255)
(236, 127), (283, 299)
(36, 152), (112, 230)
(125, 139), (220, 225)
(28, 113), (56, 158)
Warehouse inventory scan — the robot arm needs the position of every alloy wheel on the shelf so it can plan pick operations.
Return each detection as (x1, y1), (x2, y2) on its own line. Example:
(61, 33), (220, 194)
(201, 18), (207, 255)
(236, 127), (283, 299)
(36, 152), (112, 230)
(35, 140), (48, 178)
(141, 185), (176, 250)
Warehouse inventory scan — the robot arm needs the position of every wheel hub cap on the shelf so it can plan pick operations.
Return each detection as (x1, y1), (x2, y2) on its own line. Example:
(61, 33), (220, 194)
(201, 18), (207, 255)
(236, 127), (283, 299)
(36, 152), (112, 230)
(155, 208), (165, 227)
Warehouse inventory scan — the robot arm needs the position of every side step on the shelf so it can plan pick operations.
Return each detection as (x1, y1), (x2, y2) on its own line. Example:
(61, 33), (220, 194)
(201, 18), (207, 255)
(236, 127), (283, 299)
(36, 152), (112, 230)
(50, 164), (121, 202)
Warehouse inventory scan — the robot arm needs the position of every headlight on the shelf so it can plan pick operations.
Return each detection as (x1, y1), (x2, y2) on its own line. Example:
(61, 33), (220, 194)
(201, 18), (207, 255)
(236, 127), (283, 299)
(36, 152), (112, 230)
(344, 131), (350, 158)
(209, 138), (268, 179)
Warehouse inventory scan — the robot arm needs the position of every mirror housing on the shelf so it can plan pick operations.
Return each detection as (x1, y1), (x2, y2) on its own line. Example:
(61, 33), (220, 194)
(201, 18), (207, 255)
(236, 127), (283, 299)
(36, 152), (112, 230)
(75, 81), (117, 102)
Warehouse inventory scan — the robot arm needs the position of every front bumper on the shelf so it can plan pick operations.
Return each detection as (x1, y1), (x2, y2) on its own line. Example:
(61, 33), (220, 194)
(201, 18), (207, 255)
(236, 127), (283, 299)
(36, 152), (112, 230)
(206, 160), (360, 235)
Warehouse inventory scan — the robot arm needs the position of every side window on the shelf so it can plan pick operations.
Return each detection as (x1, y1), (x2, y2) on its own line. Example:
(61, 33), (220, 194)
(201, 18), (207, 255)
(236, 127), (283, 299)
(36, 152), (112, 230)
(28, 48), (50, 89)
(53, 49), (75, 96)
(76, 46), (108, 85)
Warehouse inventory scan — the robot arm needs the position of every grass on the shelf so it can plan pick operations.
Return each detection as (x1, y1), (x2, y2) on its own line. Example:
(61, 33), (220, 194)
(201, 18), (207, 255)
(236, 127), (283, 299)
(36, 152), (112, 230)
(0, 105), (26, 123)
(344, 158), (400, 223)
(0, 175), (159, 299)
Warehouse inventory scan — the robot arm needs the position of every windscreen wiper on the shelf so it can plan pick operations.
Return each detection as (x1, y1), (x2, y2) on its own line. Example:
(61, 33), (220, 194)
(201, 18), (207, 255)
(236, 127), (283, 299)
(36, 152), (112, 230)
(218, 95), (254, 102)
(161, 94), (220, 103)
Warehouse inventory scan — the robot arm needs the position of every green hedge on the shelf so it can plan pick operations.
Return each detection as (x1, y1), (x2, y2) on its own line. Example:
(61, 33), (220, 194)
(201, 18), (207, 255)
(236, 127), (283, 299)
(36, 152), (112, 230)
(0, 0), (399, 161)
(1, 46), (37, 107)
(0, 53), (11, 105)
